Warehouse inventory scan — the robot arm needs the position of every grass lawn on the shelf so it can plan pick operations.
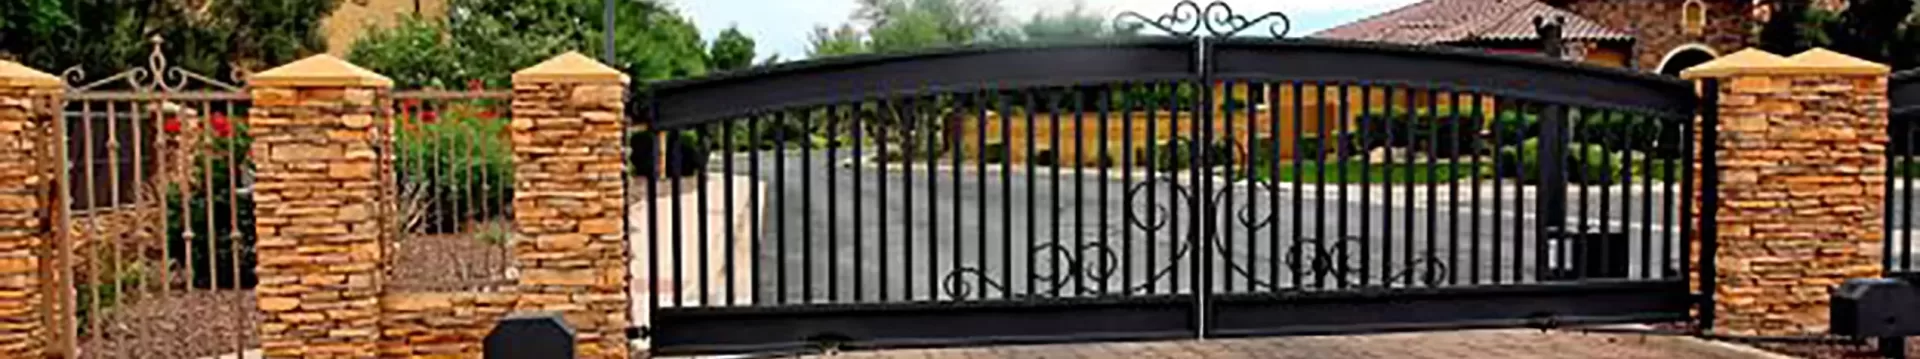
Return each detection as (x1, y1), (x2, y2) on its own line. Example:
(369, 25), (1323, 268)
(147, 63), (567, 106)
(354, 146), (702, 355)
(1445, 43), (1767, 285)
(1246, 161), (1488, 184)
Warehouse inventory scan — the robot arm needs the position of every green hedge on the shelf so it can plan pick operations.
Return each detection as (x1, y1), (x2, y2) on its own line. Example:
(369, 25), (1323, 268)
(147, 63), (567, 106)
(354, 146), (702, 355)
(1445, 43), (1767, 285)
(1491, 138), (1623, 185)
(1252, 161), (1484, 184)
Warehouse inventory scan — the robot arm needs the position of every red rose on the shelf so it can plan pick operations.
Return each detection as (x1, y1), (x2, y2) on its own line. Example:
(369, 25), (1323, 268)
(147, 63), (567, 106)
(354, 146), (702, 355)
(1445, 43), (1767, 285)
(209, 113), (233, 138)
(163, 117), (183, 134)
(468, 79), (484, 91)
(478, 109), (498, 120)
(421, 110), (439, 124)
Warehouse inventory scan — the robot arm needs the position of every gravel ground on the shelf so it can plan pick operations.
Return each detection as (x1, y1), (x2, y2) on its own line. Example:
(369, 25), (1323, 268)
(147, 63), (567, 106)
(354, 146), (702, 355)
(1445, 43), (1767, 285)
(72, 229), (506, 358)
(76, 290), (258, 359)
(390, 231), (510, 289)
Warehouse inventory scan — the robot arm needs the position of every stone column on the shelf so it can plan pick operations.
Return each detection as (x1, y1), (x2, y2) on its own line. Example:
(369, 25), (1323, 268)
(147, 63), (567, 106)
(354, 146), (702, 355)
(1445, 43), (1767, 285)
(0, 60), (63, 358)
(1681, 48), (1891, 335)
(509, 52), (630, 358)
(247, 55), (393, 358)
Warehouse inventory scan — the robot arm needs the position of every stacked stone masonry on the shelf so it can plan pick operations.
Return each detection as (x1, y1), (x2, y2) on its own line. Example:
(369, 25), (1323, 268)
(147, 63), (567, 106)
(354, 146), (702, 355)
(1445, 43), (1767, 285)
(508, 79), (629, 357)
(249, 84), (390, 358)
(377, 291), (514, 357)
(0, 85), (58, 358)
(1694, 70), (1889, 335)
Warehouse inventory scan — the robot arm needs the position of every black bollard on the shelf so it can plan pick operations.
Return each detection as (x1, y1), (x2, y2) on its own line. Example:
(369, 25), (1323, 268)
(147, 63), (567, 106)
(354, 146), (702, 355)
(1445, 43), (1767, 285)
(485, 312), (576, 359)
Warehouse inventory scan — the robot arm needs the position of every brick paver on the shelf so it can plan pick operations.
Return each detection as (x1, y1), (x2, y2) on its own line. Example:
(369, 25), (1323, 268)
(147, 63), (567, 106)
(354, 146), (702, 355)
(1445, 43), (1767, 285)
(827, 329), (1778, 359)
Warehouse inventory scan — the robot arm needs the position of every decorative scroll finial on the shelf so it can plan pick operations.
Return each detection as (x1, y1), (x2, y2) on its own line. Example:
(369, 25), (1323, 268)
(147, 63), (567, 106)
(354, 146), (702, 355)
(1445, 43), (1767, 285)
(61, 36), (245, 92)
(1113, 1), (1292, 39)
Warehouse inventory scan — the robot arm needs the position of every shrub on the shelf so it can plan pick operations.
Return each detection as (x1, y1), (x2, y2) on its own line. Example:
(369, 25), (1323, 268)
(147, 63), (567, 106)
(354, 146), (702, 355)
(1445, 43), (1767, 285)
(75, 261), (150, 334)
(979, 142), (1010, 164)
(396, 108), (513, 233)
(1352, 105), (1489, 158)
(1138, 137), (1233, 172)
(1569, 109), (1669, 157)
(1493, 138), (1623, 185)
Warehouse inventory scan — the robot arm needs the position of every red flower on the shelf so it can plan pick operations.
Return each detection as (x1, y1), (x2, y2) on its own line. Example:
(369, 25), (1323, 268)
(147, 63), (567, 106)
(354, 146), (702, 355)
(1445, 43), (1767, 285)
(209, 113), (233, 138)
(478, 109), (498, 120)
(421, 110), (439, 123)
(404, 98), (423, 108)
(163, 117), (183, 134)
(468, 79), (484, 91)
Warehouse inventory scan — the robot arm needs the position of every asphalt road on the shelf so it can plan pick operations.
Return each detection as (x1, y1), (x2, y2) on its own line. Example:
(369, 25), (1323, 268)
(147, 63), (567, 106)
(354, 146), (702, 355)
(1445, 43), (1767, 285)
(645, 150), (1914, 306)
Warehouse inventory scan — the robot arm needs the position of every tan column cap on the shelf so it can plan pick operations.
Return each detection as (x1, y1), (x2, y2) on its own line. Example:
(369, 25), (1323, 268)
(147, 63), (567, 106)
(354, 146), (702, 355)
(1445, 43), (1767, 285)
(249, 54), (394, 87)
(1683, 48), (1889, 79)
(0, 60), (62, 89)
(514, 52), (630, 84)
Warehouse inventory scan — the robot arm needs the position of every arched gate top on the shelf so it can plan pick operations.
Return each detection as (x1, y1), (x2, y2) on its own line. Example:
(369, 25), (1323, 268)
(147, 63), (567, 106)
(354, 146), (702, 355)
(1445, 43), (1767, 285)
(640, 38), (1697, 129)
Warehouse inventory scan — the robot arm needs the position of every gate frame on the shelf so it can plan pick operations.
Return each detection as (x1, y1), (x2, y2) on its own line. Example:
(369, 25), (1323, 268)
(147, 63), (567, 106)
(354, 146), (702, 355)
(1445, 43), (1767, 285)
(636, 1), (1703, 354)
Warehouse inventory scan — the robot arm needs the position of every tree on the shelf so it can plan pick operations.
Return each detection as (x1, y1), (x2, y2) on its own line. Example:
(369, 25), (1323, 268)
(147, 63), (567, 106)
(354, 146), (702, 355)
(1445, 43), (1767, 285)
(1757, 0), (1920, 69)
(709, 26), (757, 71)
(0, 0), (339, 81)
(350, 0), (709, 88)
(858, 0), (1003, 52)
(1758, 0), (1821, 54)
(807, 24), (869, 58)
(346, 16), (466, 89)
(1019, 3), (1109, 43)
(608, 0), (708, 81)
(1826, 0), (1914, 65)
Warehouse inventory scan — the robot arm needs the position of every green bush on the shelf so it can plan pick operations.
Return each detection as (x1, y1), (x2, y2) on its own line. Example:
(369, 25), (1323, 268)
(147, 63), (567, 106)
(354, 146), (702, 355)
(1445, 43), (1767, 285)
(979, 142), (1009, 164)
(1254, 161), (1484, 184)
(1488, 108), (1540, 148)
(1493, 138), (1623, 185)
(1632, 157), (1681, 183)
(1352, 105), (1489, 158)
(396, 110), (513, 233)
(1570, 109), (1669, 157)
(75, 261), (149, 334)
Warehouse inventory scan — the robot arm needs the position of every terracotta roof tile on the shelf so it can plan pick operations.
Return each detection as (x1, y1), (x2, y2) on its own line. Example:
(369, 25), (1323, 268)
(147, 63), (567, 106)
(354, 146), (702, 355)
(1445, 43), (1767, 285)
(1310, 0), (1631, 44)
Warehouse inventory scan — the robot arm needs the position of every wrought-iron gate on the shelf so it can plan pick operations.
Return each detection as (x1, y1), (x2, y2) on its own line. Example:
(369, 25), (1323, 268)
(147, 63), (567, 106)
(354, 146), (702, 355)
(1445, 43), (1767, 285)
(632, 1), (1704, 354)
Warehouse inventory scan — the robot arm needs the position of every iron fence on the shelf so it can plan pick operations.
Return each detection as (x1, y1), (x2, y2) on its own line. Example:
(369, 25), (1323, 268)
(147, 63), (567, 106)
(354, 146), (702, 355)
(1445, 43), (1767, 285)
(1888, 69), (1920, 277)
(386, 89), (513, 292)
(50, 40), (259, 358)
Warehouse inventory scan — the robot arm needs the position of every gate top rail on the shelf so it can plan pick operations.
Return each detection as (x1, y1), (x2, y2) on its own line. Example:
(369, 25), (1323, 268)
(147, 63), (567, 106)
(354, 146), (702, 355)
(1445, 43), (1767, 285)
(639, 38), (1697, 129)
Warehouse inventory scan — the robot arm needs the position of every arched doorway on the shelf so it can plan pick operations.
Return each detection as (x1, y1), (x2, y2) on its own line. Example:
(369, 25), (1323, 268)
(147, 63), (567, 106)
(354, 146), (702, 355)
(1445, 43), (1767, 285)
(1657, 45), (1718, 76)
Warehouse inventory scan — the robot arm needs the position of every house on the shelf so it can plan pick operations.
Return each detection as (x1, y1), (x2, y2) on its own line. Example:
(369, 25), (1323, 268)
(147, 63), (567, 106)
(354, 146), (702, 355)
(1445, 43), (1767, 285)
(1312, 0), (1846, 76)
(320, 0), (448, 56)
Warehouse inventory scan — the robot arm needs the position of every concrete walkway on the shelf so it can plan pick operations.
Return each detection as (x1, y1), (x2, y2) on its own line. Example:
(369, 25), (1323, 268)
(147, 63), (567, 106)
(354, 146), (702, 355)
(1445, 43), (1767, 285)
(824, 328), (1789, 359)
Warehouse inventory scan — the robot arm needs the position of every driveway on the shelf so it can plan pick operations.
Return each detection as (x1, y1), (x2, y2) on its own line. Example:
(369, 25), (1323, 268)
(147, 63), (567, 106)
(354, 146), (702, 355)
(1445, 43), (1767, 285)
(636, 150), (1697, 304)
(827, 327), (1787, 359)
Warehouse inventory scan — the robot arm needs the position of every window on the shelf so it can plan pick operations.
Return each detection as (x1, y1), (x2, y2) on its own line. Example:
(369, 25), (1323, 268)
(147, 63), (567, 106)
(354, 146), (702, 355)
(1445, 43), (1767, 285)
(1683, 0), (1707, 36)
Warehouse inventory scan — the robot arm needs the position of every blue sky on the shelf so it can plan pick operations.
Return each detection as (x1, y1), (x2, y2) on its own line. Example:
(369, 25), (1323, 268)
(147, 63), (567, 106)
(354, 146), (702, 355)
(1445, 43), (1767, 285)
(667, 0), (1417, 60)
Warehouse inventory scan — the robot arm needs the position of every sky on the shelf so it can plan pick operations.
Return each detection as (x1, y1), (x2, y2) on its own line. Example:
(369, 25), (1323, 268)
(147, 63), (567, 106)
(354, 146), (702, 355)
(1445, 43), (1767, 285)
(667, 0), (1418, 60)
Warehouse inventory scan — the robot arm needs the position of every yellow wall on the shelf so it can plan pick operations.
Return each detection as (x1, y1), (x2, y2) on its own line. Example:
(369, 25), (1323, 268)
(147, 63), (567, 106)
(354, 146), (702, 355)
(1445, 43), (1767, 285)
(321, 0), (448, 55)
(958, 84), (1499, 166)
(1581, 47), (1630, 68)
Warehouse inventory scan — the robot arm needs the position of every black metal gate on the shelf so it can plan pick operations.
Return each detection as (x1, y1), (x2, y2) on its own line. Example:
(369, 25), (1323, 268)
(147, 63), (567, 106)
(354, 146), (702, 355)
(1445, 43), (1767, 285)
(630, 2), (1703, 354)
